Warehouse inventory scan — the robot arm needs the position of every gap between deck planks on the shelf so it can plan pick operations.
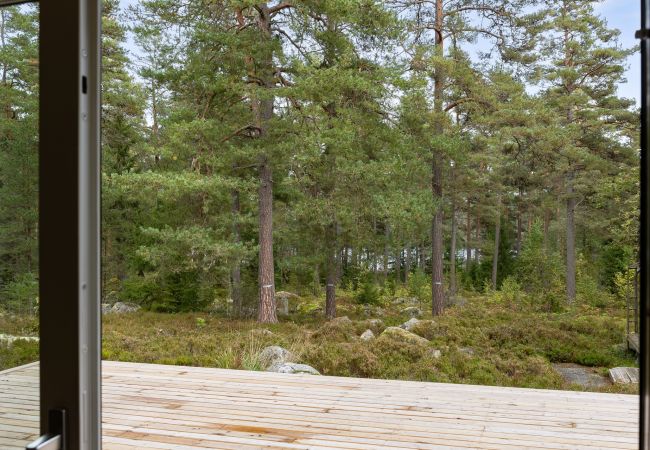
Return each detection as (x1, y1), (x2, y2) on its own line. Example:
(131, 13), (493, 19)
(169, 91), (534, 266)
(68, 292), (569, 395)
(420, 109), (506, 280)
(0, 361), (640, 449)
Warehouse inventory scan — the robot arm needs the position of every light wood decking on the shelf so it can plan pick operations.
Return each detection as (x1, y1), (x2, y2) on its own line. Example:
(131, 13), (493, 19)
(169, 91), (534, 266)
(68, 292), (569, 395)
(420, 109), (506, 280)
(0, 361), (639, 449)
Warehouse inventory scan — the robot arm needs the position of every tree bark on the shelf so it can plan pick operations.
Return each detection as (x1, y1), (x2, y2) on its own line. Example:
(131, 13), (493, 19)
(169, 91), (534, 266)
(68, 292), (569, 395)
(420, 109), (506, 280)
(474, 213), (480, 264)
(231, 189), (242, 316)
(325, 241), (337, 319)
(466, 199), (472, 270)
(258, 157), (277, 322)
(431, 0), (445, 316)
(491, 195), (501, 290)
(450, 199), (457, 295)
(566, 171), (577, 303)
(516, 187), (523, 255)
(243, 4), (277, 323)
(383, 223), (390, 283)
(404, 245), (412, 284)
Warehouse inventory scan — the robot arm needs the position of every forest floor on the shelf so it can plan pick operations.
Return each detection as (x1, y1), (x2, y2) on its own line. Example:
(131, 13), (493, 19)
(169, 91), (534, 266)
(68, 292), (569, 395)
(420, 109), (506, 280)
(0, 292), (639, 394)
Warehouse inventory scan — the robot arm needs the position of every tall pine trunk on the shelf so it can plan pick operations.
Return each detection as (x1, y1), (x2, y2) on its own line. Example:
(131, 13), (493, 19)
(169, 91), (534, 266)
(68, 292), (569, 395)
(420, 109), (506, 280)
(258, 157), (277, 322)
(466, 200), (472, 270)
(231, 189), (242, 316)
(516, 187), (523, 255)
(404, 245), (411, 284)
(325, 237), (337, 319)
(450, 199), (457, 295)
(491, 195), (501, 290)
(431, 0), (445, 316)
(566, 172), (577, 303)
(383, 224), (390, 284)
(244, 4), (277, 323)
(474, 213), (480, 264)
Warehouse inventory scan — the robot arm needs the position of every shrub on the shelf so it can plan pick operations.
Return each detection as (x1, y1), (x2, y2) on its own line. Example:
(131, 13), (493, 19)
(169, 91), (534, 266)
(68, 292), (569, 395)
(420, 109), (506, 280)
(355, 278), (381, 305)
(492, 276), (527, 307)
(1, 272), (38, 315)
(515, 220), (565, 311)
(407, 269), (431, 304)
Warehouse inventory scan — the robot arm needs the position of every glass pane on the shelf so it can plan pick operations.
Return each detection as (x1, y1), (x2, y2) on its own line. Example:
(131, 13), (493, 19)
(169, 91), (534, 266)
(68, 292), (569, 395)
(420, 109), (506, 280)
(101, 1), (639, 448)
(0, 3), (39, 449)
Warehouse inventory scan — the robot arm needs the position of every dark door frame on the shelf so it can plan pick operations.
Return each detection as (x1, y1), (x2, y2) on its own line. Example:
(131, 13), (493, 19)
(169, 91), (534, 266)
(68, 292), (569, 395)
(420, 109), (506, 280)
(0, 0), (646, 448)
(38, 0), (101, 449)
(640, 0), (650, 447)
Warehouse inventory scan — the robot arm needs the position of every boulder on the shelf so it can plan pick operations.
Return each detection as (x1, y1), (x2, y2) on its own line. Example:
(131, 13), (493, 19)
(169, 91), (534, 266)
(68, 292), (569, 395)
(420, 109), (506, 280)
(363, 305), (385, 317)
(0, 333), (39, 344)
(380, 326), (429, 346)
(251, 328), (274, 337)
(111, 302), (140, 314)
(259, 346), (294, 369)
(276, 291), (299, 299)
(459, 347), (475, 357)
(401, 306), (422, 318)
(428, 349), (442, 359)
(400, 318), (420, 331)
(393, 297), (419, 305)
(276, 296), (289, 316)
(267, 362), (320, 375)
(360, 329), (375, 341)
(330, 316), (352, 326)
(552, 363), (610, 388)
(101, 303), (112, 315)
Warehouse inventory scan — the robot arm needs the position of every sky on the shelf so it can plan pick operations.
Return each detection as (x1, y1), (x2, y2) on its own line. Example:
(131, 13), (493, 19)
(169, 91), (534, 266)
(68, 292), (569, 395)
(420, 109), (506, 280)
(119, 0), (641, 106)
(594, 0), (640, 105)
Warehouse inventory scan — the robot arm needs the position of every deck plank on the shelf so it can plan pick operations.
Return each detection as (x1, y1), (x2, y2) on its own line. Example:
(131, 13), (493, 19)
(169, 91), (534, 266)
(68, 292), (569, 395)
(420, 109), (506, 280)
(0, 361), (639, 449)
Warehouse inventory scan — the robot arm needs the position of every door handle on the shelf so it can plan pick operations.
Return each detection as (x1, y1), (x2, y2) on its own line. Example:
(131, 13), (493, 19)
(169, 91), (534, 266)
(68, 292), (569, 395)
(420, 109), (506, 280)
(26, 409), (66, 450)
(26, 434), (61, 450)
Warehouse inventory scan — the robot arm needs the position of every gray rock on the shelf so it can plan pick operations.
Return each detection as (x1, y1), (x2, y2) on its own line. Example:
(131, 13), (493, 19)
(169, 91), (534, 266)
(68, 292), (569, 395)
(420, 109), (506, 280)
(380, 327), (429, 346)
(111, 302), (140, 313)
(251, 328), (274, 337)
(428, 349), (442, 359)
(401, 306), (422, 318)
(552, 363), (610, 388)
(259, 345), (293, 369)
(400, 317), (421, 331)
(0, 333), (39, 344)
(330, 316), (352, 326)
(360, 329), (375, 341)
(393, 297), (419, 305)
(101, 303), (112, 315)
(459, 347), (475, 357)
(267, 362), (320, 375)
(367, 318), (384, 328)
(276, 296), (289, 316)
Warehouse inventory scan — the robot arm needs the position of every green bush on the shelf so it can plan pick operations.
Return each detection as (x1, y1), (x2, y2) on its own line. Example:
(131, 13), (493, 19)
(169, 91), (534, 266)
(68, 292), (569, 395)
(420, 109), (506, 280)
(516, 220), (565, 311)
(121, 270), (209, 312)
(407, 269), (431, 304)
(355, 278), (380, 305)
(492, 276), (527, 307)
(1, 272), (38, 315)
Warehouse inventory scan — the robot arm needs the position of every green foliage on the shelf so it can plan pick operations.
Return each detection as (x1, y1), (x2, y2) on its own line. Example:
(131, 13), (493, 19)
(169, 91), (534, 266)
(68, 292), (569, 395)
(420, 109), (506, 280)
(354, 276), (381, 306)
(121, 270), (208, 313)
(407, 270), (431, 304)
(515, 221), (565, 311)
(94, 294), (636, 393)
(492, 276), (527, 308)
(1, 272), (38, 315)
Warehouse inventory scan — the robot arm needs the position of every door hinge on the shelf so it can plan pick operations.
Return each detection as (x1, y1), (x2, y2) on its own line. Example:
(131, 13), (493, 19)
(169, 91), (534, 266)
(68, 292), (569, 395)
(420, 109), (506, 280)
(26, 409), (66, 450)
(636, 29), (650, 39)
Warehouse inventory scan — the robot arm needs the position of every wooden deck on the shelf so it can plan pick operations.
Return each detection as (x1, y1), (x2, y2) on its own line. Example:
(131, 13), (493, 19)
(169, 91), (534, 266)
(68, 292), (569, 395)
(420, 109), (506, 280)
(0, 361), (639, 450)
